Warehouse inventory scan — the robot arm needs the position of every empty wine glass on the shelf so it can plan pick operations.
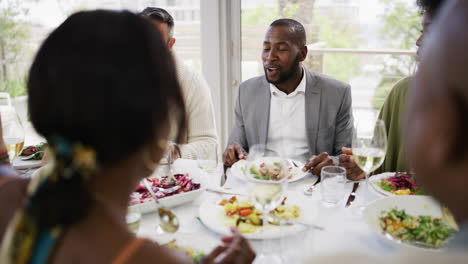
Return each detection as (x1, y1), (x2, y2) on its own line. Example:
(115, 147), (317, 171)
(351, 119), (387, 214)
(197, 142), (219, 173)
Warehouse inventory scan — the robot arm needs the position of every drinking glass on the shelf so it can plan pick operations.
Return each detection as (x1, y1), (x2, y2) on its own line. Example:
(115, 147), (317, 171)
(0, 94), (25, 159)
(352, 119), (387, 214)
(320, 166), (347, 206)
(197, 142), (219, 173)
(247, 147), (288, 264)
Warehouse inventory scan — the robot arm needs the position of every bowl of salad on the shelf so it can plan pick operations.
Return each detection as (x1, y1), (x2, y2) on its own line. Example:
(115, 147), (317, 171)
(379, 208), (455, 249)
(364, 195), (457, 250)
(128, 173), (204, 213)
(370, 172), (425, 196)
(13, 142), (47, 169)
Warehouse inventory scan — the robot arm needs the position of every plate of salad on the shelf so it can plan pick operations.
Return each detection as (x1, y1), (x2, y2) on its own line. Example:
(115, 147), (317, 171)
(231, 158), (307, 183)
(364, 195), (457, 250)
(13, 142), (47, 169)
(198, 193), (317, 239)
(369, 172), (425, 196)
(128, 173), (204, 214)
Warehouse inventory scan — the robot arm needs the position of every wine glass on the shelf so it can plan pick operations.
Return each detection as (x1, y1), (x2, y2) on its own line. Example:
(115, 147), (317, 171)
(246, 146), (288, 264)
(351, 119), (387, 214)
(0, 94), (25, 159)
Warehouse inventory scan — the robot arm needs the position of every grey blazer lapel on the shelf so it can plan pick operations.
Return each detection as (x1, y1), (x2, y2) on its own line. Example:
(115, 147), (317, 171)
(256, 78), (271, 147)
(305, 69), (321, 155)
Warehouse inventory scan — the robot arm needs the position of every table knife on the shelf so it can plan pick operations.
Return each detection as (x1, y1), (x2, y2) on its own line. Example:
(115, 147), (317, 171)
(220, 165), (227, 187)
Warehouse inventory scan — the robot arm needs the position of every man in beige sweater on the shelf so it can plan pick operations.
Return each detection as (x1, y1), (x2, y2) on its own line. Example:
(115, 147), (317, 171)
(140, 7), (218, 160)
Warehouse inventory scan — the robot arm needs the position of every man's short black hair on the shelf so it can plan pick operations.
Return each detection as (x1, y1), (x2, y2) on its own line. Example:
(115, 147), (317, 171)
(416, 0), (445, 16)
(140, 7), (174, 37)
(270, 18), (306, 47)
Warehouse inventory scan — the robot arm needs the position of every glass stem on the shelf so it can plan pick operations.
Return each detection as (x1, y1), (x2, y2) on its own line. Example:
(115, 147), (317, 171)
(363, 172), (369, 208)
(261, 210), (269, 254)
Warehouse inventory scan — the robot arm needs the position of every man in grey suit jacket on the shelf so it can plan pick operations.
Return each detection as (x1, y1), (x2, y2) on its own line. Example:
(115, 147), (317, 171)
(223, 18), (353, 175)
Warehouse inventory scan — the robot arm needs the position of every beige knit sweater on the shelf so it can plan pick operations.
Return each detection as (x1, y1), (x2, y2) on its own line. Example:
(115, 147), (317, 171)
(174, 55), (218, 160)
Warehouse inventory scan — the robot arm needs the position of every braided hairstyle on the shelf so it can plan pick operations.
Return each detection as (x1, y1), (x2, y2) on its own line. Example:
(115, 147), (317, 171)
(27, 10), (186, 229)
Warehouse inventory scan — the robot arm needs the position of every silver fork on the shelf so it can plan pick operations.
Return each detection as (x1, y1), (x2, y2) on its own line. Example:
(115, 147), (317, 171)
(290, 160), (299, 168)
(155, 185), (181, 194)
(303, 176), (321, 196)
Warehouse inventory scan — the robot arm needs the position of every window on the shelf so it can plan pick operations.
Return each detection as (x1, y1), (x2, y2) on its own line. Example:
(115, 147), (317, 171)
(241, 0), (419, 119)
(0, 0), (201, 144)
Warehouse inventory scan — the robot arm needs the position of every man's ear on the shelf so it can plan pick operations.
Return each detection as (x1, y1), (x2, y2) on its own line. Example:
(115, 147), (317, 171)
(168, 37), (176, 50)
(299, 45), (308, 61)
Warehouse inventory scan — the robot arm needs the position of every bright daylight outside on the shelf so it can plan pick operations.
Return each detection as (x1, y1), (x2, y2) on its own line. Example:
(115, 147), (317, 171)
(1, 0), (464, 263)
(241, 0), (418, 127)
(0, 0), (418, 144)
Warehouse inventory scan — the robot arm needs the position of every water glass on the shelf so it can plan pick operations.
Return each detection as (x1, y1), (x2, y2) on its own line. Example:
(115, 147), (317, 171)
(197, 142), (218, 173)
(320, 166), (347, 205)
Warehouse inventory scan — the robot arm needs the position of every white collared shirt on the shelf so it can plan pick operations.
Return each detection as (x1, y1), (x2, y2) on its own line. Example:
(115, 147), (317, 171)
(266, 69), (309, 162)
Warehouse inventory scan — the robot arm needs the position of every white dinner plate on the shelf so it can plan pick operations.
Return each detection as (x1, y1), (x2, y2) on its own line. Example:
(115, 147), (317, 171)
(231, 159), (307, 183)
(368, 172), (397, 196)
(369, 172), (425, 197)
(198, 192), (318, 240)
(12, 156), (42, 170)
(364, 195), (446, 250)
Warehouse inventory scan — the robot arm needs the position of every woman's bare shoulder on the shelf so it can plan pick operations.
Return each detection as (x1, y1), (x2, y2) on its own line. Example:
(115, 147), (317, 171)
(0, 175), (30, 241)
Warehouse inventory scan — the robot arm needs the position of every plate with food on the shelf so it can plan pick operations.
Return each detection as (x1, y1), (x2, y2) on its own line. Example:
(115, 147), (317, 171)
(145, 233), (219, 263)
(364, 195), (457, 250)
(198, 193), (317, 239)
(128, 173), (205, 214)
(369, 172), (425, 196)
(231, 158), (307, 183)
(13, 143), (47, 169)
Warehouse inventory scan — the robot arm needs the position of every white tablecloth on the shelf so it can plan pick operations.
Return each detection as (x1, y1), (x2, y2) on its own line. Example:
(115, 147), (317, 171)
(136, 159), (402, 262)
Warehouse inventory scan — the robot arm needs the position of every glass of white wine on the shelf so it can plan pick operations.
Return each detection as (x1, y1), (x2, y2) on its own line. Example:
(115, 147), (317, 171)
(1, 102), (25, 159)
(247, 146), (288, 264)
(352, 119), (387, 214)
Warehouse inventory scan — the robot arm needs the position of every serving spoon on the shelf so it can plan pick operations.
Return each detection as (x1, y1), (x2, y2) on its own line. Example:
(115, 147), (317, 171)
(142, 179), (180, 233)
(21, 151), (44, 161)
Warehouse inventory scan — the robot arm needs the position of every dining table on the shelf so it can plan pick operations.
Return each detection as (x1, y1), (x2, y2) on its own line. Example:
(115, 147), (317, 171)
(129, 159), (405, 263)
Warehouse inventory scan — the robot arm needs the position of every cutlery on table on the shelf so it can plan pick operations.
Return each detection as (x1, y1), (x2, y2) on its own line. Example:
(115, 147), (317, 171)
(20, 151), (44, 161)
(345, 182), (360, 207)
(142, 179), (180, 233)
(220, 165), (227, 187)
(303, 176), (321, 196)
(267, 215), (324, 231)
(290, 160), (299, 168)
(155, 185), (181, 194)
(206, 187), (245, 196)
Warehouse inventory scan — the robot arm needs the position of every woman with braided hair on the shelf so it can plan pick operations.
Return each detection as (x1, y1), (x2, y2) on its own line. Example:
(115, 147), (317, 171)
(0, 10), (255, 264)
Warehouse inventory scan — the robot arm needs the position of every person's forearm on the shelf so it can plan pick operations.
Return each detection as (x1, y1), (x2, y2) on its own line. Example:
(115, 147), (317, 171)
(178, 138), (217, 160)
